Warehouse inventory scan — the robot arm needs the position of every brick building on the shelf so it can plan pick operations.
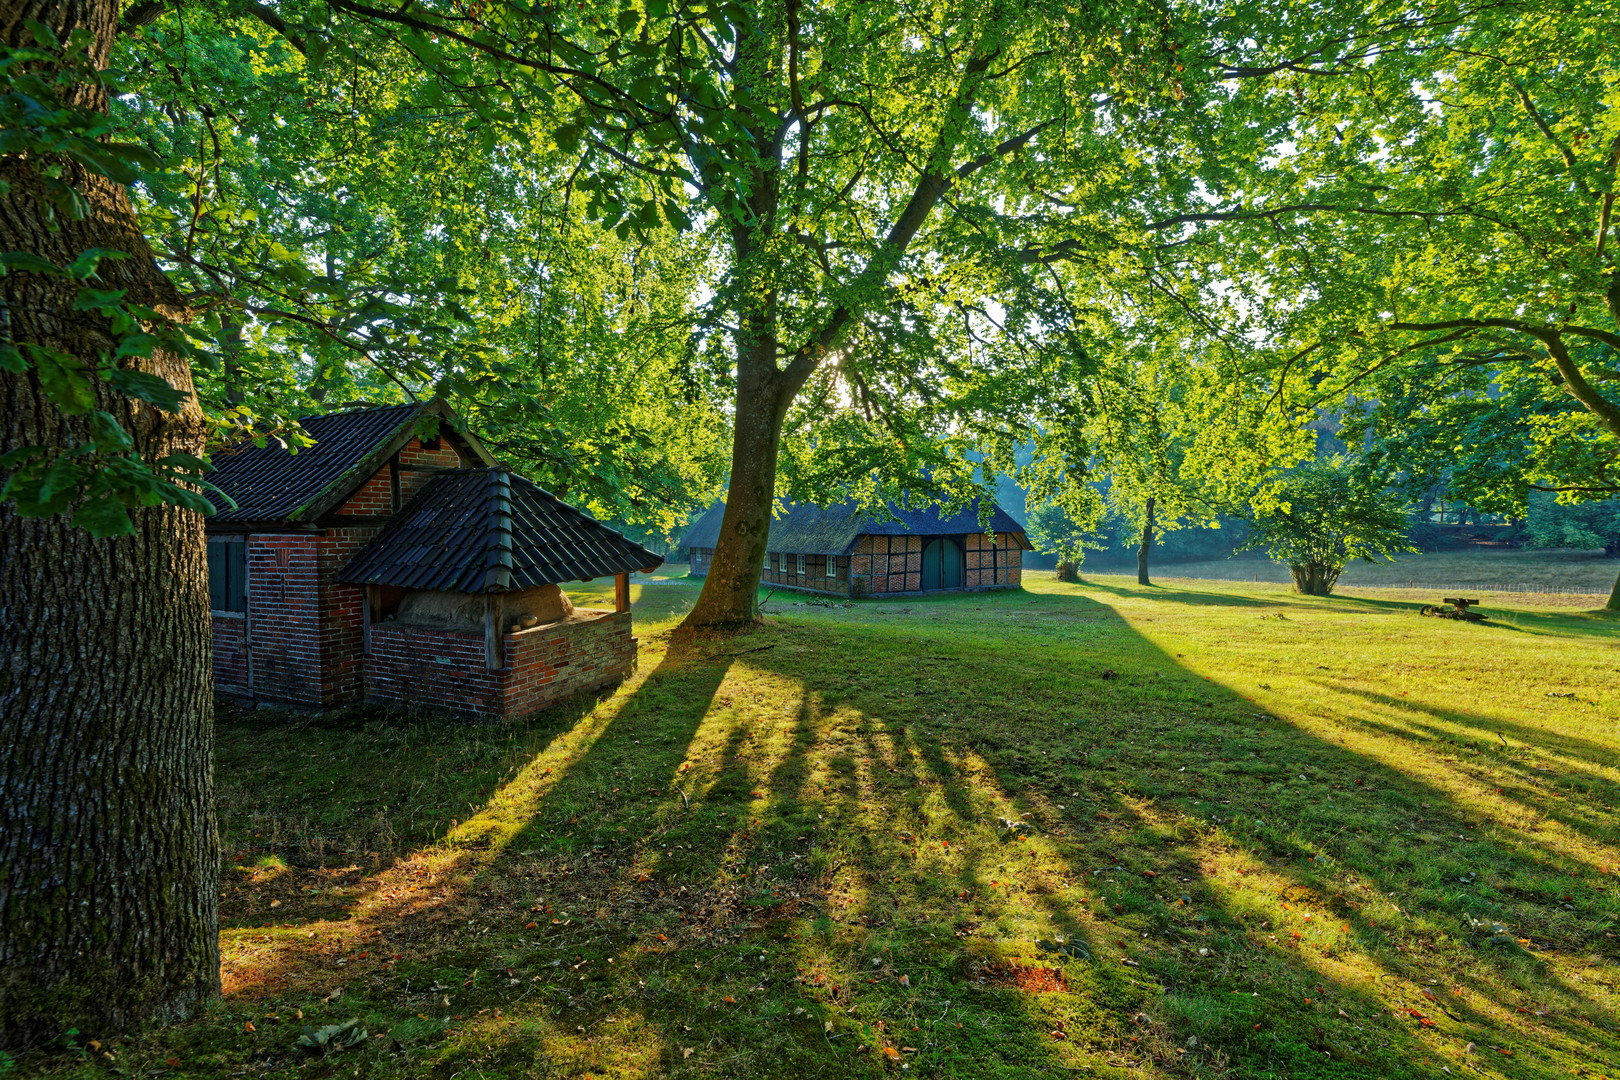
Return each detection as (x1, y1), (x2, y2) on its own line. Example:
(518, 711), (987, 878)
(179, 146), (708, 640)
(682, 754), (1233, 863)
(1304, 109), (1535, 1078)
(205, 401), (661, 718)
(681, 499), (1029, 597)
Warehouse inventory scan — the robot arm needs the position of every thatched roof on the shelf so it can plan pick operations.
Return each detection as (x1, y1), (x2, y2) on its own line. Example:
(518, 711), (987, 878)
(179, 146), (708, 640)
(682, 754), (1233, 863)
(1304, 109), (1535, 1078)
(680, 498), (1029, 555)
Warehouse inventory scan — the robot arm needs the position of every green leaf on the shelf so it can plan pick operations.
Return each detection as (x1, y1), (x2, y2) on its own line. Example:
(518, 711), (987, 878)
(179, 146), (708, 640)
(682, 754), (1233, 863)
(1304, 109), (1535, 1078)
(112, 332), (160, 361)
(306, 33), (333, 72)
(0, 251), (64, 277)
(71, 494), (137, 538)
(86, 411), (135, 453)
(295, 1019), (369, 1056)
(64, 247), (129, 281)
(157, 451), (211, 473)
(0, 445), (48, 470)
(23, 19), (60, 47)
(32, 347), (95, 415)
(106, 367), (185, 411)
(72, 287), (127, 310)
(158, 480), (216, 515)
(37, 452), (88, 506)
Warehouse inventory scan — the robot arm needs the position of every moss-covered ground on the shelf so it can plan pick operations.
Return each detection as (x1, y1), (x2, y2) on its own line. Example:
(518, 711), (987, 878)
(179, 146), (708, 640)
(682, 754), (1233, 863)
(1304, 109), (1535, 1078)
(13, 575), (1619, 1079)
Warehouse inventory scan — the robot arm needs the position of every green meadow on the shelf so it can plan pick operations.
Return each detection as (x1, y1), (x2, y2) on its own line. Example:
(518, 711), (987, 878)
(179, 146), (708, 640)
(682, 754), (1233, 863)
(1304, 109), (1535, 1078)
(28, 575), (1619, 1079)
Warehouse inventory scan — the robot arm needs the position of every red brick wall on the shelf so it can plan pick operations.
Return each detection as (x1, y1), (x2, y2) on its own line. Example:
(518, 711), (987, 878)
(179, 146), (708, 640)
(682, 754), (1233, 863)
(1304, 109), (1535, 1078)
(217, 436), (473, 706)
(398, 436), (463, 497)
(245, 534), (324, 704)
(212, 613), (248, 693)
(304, 435), (463, 702)
(328, 435), (463, 521)
(364, 609), (636, 719)
(315, 527), (379, 704)
(690, 547), (713, 575)
(332, 468), (393, 518)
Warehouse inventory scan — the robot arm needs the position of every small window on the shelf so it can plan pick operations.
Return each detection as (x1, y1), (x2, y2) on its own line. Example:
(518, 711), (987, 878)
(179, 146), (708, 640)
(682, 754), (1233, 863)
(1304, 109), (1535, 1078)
(796, 553), (806, 576)
(779, 552), (789, 573)
(826, 555), (837, 579)
(207, 539), (248, 613)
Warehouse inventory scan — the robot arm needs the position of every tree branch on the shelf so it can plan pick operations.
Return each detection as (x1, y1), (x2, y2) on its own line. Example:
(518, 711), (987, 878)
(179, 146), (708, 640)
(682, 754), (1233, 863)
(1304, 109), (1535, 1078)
(242, 1), (307, 54)
(1514, 83), (1592, 200)
(782, 29), (1005, 387)
(326, 0), (642, 117)
(955, 117), (1058, 181)
(589, 138), (692, 183)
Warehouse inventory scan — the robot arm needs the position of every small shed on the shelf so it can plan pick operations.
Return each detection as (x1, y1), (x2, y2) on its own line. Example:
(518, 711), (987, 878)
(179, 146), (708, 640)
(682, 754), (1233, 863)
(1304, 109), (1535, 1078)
(336, 468), (663, 719)
(682, 497), (1029, 597)
(203, 400), (497, 706)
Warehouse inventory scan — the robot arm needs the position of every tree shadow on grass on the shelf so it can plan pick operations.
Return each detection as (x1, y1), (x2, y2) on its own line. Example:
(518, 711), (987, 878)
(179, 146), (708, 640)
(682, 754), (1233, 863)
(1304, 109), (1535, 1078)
(1322, 683), (1620, 859)
(722, 587), (1620, 1077)
(1074, 578), (1282, 609)
(212, 695), (605, 932)
(199, 583), (1619, 1080)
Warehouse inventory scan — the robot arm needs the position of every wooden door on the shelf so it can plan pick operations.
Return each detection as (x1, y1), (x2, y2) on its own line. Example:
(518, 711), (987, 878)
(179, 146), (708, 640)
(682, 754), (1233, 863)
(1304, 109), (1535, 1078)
(921, 538), (963, 590)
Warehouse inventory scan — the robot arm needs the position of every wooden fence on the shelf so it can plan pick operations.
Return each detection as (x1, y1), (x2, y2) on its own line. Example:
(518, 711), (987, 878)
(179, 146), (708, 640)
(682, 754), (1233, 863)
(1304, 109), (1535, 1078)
(1144, 574), (1612, 596)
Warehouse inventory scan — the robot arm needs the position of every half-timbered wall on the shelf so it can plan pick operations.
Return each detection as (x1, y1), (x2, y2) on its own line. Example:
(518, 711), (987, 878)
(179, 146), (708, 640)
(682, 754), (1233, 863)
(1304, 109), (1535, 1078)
(965, 531), (1023, 589)
(850, 535), (921, 593)
(759, 552), (850, 593)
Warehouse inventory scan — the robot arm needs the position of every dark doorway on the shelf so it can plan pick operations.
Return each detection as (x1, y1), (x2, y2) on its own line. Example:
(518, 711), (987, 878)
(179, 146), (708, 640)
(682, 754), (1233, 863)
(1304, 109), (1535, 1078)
(921, 537), (963, 591)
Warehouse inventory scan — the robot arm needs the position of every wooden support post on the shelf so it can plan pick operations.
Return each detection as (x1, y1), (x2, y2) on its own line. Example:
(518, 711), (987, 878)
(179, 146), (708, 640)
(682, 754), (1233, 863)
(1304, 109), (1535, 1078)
(361, 584), (378, 656)
(485, 594), (505, 670)
(614, 572), (630, 613)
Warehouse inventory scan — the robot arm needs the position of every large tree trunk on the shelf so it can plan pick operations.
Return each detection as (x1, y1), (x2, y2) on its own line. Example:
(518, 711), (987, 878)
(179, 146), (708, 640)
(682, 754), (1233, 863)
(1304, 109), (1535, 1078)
(1290, 561), (1342, 596)
(0, 0), (219, 1044)
(1136, 496), (1155, 586)
(681, 350), (797, 629)
(1607, 565), (1620, 611)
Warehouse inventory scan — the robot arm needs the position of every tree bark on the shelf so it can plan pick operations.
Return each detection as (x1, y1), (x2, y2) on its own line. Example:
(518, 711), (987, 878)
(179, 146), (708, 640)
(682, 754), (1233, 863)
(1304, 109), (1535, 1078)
(1136, 496), (1155, 586)
(0, 0), (219, 1044)
(1290, 561), (1342, 596)
(1607, 564), (1620, 611)
(681, 347), (799, 628)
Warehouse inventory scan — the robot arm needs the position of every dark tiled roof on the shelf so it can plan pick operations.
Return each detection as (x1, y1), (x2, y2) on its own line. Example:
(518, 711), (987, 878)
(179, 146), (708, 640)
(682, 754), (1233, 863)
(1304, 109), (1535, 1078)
(680, 497), (1029, 555)
(336, 468), (664, 592)
(206, 399), (494, 525)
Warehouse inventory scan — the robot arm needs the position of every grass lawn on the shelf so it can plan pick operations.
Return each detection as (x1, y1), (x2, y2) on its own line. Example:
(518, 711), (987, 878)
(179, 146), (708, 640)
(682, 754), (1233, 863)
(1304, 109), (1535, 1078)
(20, 575), (1620, 1079)
(1115, 548), (1620, 595)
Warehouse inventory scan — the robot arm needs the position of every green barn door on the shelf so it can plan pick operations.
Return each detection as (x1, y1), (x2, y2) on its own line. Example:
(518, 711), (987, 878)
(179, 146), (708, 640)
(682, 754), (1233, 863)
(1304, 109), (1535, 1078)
(922, 539), (940, 590)
(940, 538), (962, 589)
(921, 538), (963, 591)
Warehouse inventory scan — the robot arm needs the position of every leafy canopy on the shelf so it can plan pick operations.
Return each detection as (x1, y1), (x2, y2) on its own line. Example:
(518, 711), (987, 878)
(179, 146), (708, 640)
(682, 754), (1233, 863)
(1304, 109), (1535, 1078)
(1201, 0), (1620, 517)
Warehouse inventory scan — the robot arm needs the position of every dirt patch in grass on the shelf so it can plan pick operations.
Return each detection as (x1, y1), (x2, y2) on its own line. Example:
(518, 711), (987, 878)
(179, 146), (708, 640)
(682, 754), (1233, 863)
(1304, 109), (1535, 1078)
(974, 961), (1068, 994)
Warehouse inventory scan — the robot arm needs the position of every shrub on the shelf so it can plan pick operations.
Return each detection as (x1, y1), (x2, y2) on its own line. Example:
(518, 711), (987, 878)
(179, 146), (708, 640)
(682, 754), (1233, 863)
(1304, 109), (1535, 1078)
(1243, 456), (1415, 596)
(1524, 495), (1620, 555)
(1027, 502), (1089, 568)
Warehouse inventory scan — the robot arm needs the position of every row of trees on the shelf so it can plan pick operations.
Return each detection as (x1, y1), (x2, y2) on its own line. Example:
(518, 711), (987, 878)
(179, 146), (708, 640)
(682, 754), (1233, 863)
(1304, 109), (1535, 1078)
(1027, 453), (1416, 597)
(2, 0), (1617, 1046)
